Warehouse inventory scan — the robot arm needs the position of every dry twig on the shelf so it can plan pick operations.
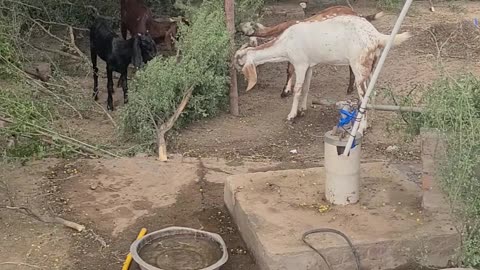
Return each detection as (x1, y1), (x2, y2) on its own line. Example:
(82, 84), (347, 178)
(0, 262), (42, 269)
(5, 206), (85, 232)
(94, 101), (117, 127)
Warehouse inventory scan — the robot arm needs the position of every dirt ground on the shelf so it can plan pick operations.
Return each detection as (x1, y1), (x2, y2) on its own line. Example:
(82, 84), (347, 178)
(1, 0), (480, 269)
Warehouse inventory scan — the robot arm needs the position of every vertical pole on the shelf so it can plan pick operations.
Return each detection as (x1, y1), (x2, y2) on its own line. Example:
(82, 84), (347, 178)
(225, 0), (239, 116)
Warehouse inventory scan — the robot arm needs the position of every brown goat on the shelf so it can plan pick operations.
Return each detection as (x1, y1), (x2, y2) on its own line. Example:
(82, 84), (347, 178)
(120, 0), (187, 50)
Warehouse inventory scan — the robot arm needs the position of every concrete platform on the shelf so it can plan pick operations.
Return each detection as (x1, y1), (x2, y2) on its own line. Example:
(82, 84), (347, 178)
(224, 162), (460, 270)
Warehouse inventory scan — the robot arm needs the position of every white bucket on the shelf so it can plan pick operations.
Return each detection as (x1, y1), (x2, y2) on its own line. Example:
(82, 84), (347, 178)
(324, 130), (362, 205)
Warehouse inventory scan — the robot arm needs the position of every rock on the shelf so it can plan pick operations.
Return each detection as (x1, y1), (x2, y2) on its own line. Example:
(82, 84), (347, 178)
(24, 62), (52, 82)
(90, 183), (98, 190)
(35, 63), (52, 82)
(386, 145), (399, 152)
(135, 152), (149, 158)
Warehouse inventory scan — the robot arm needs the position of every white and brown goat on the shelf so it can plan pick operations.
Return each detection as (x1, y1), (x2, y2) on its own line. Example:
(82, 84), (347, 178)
(234, 15), (411, 134)
(239, 5), (384, 98)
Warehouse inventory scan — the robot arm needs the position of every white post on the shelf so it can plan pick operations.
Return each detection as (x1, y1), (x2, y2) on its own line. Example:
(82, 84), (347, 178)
(342, 0), (414, 156)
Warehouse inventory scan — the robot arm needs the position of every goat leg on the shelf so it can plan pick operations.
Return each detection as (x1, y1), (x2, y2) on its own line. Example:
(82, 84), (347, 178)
(106, 66), (114, 111)
(120, 71), (129, 104)
(91, 47), (99, 101)
(121, 22), (128, 40)
(287, 65), (308, 121)
(298, 67), (313, 116)
(347, 66), (355, 95)
(281, 63), (294, 98)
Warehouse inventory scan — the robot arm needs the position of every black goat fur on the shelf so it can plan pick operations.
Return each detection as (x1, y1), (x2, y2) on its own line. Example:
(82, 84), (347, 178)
(90, 17), (157, 111)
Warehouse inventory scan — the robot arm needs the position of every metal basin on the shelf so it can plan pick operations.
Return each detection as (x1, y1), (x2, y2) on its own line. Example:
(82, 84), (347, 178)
(130, 226), (228, 270)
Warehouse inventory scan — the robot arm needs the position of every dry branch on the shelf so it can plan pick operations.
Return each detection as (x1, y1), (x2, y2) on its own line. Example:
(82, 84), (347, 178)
(0, 54), (83, 118)
(0, 116), (120, 158)
(3, 0), (41, 10)
(31, 45), (83, 61)
(157, 85), (194, 161)
(28, 18), (89, 64)
(33, 18), (89, 31)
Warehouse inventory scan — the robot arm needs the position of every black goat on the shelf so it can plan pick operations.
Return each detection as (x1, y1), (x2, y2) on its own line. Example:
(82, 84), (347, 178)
(90, 17), (157, 111)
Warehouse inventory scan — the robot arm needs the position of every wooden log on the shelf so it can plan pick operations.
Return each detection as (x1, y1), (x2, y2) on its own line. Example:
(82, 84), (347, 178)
(225, 0), (239, 116)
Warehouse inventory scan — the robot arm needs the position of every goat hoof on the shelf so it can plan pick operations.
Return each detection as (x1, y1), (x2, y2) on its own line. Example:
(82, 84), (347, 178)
(280, 91), (291, 98)
(286, 118), (296, 125)
(297, 110), (306, 117)
(107, 105), (114, 111)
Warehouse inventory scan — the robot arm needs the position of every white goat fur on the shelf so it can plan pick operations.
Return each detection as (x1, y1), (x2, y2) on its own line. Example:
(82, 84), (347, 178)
(235, 15), (411, 133)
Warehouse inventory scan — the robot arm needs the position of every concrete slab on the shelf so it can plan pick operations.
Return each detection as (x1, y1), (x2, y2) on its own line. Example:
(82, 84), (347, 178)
(224, 162), (460, 270)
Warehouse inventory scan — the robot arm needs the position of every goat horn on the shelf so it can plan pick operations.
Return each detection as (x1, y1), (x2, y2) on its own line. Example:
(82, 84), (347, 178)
(239, 43), (250, 50)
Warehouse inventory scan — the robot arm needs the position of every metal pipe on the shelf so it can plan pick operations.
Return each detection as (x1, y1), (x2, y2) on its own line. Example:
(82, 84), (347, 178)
(342, 0), (414, 156)
(312, 99), (424, 113)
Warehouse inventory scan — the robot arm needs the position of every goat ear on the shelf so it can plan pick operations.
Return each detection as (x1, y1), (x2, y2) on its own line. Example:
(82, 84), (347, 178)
(131, 36), (143, 68)
(242, 63), (257, 91)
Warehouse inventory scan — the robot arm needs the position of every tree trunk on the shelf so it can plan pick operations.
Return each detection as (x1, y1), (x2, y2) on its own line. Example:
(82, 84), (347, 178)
(158, 130), (168, 161)
(156, 86), (194, 162)
(225, 0), (239, 116)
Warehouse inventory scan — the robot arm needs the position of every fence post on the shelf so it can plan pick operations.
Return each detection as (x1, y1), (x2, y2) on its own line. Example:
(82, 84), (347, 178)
(225, 0), (239, 116)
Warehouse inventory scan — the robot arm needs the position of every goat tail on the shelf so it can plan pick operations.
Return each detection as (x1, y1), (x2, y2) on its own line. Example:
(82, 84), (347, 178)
(363, 11), (385, 22)
(379, 31), (412, 47)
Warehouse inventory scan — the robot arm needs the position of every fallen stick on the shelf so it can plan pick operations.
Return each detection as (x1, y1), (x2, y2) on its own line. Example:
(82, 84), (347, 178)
(312, 98), (424, 113)
(5, 206), (85, 232)
(31, 45), (83, 61)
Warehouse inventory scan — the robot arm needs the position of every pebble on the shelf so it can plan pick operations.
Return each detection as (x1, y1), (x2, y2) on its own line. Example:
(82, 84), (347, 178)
(386, 145), (399, 152)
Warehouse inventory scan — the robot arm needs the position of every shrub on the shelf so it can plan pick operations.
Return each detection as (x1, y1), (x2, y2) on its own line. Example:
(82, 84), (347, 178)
(408, 74), (480, 267)
(120, 0), (230, 145)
